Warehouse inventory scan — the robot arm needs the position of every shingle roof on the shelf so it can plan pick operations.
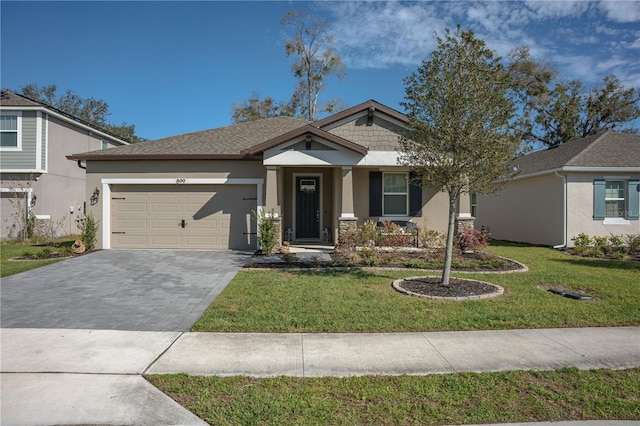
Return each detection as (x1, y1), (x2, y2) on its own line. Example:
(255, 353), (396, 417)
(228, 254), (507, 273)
(0, 90), (43, 107)
(68, 116), (310, 160)
(1, 90), (129, 145)
(514, 131), (640, 176)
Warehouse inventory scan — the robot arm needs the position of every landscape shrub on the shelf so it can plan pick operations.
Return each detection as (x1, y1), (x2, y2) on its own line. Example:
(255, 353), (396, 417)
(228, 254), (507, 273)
(78, 213), (99, 250)
(254, 210), (278, 256)
(457, 227), (490, 252)
(418, 227), (445, 249)
(570, 233), (639, 259)
(378, 220), (413, 247)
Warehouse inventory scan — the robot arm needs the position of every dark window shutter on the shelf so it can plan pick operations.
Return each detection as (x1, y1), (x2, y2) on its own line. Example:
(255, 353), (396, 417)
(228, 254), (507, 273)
(593, 179), (606, 220)
(409, 172), (422, 216)
(628, 180), (639, 220)
(369, 172), (382, 216)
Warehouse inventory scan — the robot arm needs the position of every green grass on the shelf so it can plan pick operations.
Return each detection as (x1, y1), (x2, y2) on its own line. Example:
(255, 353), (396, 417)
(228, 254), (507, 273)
(1, 237), (76, 277)
(192, 243), (640, 332)
(147, 368), (640, 425)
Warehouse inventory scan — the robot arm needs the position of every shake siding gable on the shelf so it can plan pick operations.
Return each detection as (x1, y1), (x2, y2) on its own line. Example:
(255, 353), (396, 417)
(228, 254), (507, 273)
(327, 116), (404, 151)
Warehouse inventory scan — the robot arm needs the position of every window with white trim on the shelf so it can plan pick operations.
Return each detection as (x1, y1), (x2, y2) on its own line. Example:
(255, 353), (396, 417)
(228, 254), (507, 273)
(0, 114), (21, 149)
(383, 173), (408, 215)
(605, 181), (625, 218)
(101, 140), (109, 149)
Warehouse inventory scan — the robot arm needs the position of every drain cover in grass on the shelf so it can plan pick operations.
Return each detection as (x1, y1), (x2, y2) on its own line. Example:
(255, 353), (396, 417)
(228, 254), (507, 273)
(548, 288), (593, 300)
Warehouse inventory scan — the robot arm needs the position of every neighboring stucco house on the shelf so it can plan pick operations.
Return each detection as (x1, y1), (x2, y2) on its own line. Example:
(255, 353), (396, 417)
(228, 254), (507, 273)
(1, 90), (129, 239)
(476, 131), (640, 247)
(67, 100), (473, 251)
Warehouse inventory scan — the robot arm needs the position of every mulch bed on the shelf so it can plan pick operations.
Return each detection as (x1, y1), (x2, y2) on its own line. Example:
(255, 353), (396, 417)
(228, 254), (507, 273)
(398, 277), (500, 298)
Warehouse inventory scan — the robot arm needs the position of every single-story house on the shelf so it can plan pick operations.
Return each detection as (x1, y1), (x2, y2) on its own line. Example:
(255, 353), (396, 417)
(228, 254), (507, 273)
(475, 131), (640, 247)
(68, 100), (473, 251)
(1, 90), (129, 239)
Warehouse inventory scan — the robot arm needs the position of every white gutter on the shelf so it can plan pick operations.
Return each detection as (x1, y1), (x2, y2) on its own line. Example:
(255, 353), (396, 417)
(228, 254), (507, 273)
(553, 171), (567, 249)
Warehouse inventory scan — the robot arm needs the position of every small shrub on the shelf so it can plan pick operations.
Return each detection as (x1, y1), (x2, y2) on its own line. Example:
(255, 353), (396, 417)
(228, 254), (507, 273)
(360, 220), (379, 247)
(379, 221), (412, 247)
(35, 247), (54, 259)
(624, 234), (640, 257)
(337, 224), (360, 252)
(253, 210), (278, 256)
(457, 227), (490, 252)
(592, 236), (610, 257)
(418, 227), (445, 249)
(571, 233), (592, 256)
(358, 248), (380, 266)
(78, 213), (99, 250)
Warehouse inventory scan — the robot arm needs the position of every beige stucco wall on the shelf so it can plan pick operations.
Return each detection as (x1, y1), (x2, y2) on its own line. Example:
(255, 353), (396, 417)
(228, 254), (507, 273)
(85, 160), (266, 248)
(351, 167), (451, 233)
(566, 172), (640, 242)
(476, 173), (565, 246)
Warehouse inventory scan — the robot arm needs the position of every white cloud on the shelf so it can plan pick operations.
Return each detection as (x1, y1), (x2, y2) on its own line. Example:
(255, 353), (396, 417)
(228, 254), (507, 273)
(598, 0), (640, 23)
(320, 0), (638, 90)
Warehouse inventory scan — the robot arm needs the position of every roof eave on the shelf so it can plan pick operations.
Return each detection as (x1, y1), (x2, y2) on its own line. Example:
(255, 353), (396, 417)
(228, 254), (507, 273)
(246, 125), (368, 156)
(66, 154), (253, 161)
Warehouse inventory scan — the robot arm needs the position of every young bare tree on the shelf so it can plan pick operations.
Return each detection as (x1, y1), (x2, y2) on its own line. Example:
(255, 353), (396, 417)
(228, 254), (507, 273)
(281, 9), (346, 121)
(400, 27), (519, 286)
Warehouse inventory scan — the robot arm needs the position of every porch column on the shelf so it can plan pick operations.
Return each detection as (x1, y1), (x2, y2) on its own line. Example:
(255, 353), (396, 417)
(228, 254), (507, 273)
(456, 192), (475, 231)
(339, 166), (358, 240)
(264, 166), (282, 246)
(265, 166), (280, 214)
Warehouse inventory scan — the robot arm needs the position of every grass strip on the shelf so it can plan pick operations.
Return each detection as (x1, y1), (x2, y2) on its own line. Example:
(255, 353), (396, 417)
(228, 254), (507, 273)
(1, 238), (76, 277)
(147, 368), (640, 425)
(192, 244), (640, 332)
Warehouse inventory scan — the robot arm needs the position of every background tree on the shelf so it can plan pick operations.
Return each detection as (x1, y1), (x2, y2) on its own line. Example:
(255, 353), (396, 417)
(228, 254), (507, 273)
(231, 92), (295, 123)
(503, 53), (640, 147)
(282, 9), (346, 121)
(19, 84), (143, 143)
(400, 27), (519, 286)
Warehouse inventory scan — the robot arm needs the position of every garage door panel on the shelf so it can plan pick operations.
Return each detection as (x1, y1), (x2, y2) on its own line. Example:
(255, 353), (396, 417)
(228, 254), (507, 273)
(115, 202), (147, 213)
(150, 203), (182, 213)
(111, 184), (256, 250)
(116, 219), (148, 229)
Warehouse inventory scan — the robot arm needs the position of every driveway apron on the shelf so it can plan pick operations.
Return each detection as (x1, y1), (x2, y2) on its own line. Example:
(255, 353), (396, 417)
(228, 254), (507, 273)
(0, 249), (250, 331)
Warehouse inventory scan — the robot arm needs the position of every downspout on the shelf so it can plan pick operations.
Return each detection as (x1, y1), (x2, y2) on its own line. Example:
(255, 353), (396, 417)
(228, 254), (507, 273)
(553, 171), (567, 249)
(77, 160), (86, 170)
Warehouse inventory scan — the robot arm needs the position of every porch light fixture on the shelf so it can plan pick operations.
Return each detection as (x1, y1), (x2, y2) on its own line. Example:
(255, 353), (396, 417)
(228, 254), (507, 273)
(30, 194), (37, 208)
(90, 187), (100, 205)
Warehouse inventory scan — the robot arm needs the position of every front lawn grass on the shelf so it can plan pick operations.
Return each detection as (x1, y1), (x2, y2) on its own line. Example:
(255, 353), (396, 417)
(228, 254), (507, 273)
(147, 368), (640, 425)
(192, 243), (640, 332)
(0, 237), (76, 277)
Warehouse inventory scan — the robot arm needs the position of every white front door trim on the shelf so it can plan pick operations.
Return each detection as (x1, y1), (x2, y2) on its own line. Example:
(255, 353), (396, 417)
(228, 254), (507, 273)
(101, 178), (264, 249)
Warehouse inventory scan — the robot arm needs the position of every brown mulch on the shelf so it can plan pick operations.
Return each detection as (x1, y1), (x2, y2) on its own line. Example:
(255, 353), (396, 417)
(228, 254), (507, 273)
(399, 277), (499, 298)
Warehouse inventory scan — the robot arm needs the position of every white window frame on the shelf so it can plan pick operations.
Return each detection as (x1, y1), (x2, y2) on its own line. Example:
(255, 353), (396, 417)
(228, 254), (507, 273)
(101, 140), (109, 149)
(604, 180), (626, 219)
(382, 172), (408, 216)
(0, 112), (22, 151)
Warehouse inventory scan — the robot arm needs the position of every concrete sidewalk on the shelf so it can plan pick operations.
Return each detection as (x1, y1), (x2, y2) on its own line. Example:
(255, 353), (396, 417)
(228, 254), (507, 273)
(2, 327), (639, 425)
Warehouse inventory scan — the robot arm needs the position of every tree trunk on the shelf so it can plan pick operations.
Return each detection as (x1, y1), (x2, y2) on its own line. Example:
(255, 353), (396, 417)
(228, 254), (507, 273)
(441, 191), (458, 286)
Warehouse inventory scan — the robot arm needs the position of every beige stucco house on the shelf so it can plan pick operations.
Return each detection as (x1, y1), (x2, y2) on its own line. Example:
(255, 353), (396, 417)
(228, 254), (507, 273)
(0, 91), (128, 239)
(68, 100), (472, 251)
(476, 131), (640, 247)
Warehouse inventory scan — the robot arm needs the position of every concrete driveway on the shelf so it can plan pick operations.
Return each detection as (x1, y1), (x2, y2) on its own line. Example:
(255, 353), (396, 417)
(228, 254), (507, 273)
(0, 249), (250, 331)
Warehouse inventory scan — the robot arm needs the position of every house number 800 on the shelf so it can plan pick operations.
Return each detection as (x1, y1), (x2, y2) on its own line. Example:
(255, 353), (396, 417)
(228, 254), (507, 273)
(176, 178), (186, 184)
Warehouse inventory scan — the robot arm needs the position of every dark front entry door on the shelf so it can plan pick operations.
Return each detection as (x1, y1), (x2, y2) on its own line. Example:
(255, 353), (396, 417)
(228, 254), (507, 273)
(296, 176), (320, 239)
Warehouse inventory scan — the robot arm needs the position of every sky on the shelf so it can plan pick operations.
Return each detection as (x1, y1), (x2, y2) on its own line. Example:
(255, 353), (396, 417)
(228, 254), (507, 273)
(1, 0), (639, 141)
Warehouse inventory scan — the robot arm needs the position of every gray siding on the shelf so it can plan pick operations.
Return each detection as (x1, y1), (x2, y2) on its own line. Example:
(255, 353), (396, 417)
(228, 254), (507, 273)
(41, 113), (47, 170)
(0, 111), (38, 170)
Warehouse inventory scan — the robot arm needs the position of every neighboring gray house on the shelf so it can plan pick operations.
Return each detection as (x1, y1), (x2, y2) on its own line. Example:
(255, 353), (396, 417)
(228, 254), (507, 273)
(1, 90), (129, 239)
(476, 131), (640, 247)
(68, 100), (473, 250)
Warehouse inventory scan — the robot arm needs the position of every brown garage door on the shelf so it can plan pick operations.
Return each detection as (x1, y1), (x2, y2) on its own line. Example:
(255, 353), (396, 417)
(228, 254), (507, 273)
(110, 184), (256, 250)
